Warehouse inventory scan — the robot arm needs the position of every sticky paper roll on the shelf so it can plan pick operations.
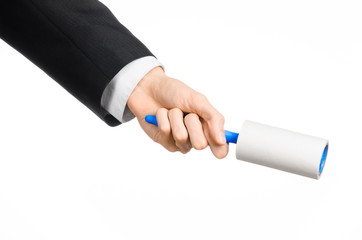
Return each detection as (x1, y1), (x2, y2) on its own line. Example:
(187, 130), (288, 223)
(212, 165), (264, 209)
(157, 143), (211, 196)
(235, 121), (328, 179)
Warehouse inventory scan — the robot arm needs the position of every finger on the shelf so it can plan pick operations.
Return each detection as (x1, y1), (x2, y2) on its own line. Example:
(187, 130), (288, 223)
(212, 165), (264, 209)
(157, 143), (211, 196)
(155, 108), (179, 152)
(188, 92), (226, 146)
(202, 119), (229, 159)
(184, 113), (208, 150)
(168, 108), (191, 153)
(156, 108), (171, 137)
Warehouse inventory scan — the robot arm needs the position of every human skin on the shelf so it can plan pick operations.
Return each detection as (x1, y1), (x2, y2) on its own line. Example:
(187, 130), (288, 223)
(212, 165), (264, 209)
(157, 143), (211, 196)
(127, 66), (229, 159)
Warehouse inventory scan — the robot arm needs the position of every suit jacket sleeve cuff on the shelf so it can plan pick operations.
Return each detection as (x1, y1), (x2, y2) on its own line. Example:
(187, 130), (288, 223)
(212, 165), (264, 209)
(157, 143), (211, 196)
(101, 56), (162, 123)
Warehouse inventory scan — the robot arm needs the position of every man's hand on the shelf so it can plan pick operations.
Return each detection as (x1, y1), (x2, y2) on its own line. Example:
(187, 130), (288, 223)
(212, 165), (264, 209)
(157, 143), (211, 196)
(127, 67), (228, 159)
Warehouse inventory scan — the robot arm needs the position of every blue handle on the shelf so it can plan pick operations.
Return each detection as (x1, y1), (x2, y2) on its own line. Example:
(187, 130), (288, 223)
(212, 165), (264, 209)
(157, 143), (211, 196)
(145, 115), (239, 144)
(145, 115), (159, 126)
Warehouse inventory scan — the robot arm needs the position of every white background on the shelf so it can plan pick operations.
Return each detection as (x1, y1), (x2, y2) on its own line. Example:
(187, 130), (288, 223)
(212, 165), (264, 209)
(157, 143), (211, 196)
(0, 0), (361, 239)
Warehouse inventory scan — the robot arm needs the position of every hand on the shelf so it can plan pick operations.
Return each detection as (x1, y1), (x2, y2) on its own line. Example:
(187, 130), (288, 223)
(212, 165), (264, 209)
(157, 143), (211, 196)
(127, 67), (229, 159)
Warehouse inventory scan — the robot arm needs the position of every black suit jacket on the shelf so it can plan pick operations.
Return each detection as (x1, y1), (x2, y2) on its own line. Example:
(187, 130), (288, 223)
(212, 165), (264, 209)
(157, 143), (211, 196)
(0, 0), (154, 126)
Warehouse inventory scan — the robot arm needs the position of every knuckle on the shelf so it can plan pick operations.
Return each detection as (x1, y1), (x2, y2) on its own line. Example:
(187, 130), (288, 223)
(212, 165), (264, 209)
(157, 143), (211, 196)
(159, 125), (170, 135)
(168, 108), (176, 115)
(167, 146), (178, 153)
(180, 145), (191, 154)
(194, 141), (208, 150)
(184, 113), (191, 122)
(156, 107), (168, 116)
(220, 115), (225, 124)
(185, 113), (198, 122)
(181, 149), (190, 154)
(174, 132), (188, 143)
(179, 143), (192, 154)
(195, 92), (207, 103)
(169, 108), (182, 116)
(214, 113), (225, 124)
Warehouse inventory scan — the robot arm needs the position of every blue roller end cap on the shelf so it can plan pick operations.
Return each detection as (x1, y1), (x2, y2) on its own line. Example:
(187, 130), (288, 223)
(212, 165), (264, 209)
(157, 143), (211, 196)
(145, 115), (158, 126)
(319, 145), (328, 175)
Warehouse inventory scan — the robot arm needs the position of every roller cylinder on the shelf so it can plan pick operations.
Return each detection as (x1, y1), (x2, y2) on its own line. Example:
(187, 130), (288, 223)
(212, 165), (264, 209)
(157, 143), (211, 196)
(235, 121), (328, 179)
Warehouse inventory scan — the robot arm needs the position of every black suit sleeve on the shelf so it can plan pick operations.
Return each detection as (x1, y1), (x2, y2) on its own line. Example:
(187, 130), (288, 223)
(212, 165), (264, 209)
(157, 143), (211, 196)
(0, 0), (154, 126)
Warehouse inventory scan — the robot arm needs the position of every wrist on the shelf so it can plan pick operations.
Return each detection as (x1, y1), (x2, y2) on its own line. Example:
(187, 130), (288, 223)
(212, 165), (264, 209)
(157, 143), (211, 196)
(127, 66), (165, 115)
(139, 66), (165, 96)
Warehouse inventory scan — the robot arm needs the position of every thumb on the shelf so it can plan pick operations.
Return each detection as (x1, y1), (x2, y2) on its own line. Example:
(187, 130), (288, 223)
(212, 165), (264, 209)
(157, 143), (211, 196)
(188, 92), (226, 146)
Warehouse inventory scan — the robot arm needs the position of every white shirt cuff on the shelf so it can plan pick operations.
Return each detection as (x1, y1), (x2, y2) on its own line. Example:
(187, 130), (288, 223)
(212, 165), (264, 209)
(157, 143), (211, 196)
(101, 56), (162, 123)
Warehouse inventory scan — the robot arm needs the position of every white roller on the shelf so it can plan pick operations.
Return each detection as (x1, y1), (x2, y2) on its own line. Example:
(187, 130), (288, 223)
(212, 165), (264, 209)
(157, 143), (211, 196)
(235, 121), (328, 179)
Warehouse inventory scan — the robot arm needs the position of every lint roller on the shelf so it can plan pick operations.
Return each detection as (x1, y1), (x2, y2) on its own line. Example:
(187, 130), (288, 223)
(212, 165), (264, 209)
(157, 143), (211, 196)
(145, 115), (328, 179)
